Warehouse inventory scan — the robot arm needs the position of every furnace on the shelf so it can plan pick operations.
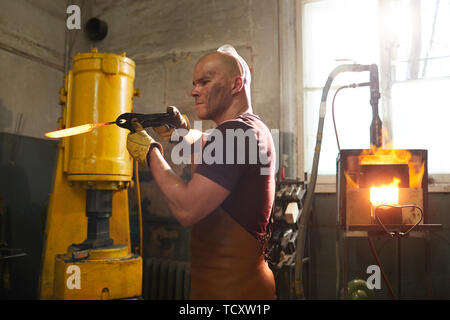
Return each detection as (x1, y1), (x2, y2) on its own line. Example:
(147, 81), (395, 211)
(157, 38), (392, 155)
(336, 147), (442, 299)
(337, 148), (428, 234)
(295, 62), (444, 300)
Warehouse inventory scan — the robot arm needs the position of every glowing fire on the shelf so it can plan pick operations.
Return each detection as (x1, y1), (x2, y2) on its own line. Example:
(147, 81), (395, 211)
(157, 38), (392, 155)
(360, 129), (410, 166)
(351, 132), (425, 188)
(358, 147), (425, 188)
(370, 177), (400, 206)
(44, 122), (113, 138)
(360, 148), (411, 165)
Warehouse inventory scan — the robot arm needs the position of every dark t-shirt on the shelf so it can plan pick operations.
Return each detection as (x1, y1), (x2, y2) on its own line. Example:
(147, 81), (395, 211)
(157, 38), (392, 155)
(195, 113), (276, 242)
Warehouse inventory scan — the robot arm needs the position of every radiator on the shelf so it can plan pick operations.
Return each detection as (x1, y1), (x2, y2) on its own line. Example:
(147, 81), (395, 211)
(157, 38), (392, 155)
(143, 258), (190, 300)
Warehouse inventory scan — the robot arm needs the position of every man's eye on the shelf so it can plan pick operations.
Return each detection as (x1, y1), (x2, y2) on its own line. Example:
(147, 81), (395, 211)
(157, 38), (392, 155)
(201, 80), (209, 85)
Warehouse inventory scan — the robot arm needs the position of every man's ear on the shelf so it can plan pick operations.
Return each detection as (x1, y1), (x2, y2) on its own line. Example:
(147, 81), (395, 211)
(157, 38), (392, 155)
(231, 76), (244, 95)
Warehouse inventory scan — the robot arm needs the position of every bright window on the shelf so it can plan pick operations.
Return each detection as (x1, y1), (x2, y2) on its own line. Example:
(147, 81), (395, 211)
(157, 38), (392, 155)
(302, 0), (450, 180)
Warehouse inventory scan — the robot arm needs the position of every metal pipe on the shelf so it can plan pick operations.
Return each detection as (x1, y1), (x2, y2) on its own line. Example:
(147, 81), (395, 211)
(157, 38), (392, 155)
(369, 64), (382, 148)
(294, 63), (381, 299)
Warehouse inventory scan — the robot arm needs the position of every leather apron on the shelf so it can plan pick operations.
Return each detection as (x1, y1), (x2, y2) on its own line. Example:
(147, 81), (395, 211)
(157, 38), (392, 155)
(189, 206), (276, 300)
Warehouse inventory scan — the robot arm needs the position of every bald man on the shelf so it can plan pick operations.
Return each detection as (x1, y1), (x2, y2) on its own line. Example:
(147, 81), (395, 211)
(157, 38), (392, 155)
(127, 45), (276, 300)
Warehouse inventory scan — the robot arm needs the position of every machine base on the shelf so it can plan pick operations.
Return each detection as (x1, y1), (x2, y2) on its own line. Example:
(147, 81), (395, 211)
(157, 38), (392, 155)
(53, 245), (142, 300)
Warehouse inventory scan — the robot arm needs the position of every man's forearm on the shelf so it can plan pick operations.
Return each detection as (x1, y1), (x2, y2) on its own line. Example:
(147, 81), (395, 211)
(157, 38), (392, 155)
(149, 147), (192, 225)
(148, 129), (221, 226)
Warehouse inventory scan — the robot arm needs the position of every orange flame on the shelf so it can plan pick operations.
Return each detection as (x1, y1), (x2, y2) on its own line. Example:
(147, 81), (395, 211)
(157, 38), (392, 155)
(358, 129), (424, 188)
(370, 177), (400, 206)
(410, 161), (425, 188)
(360, 128), (410, 165)
(359, 147), (411, 166)
(44, 122), (113, 139)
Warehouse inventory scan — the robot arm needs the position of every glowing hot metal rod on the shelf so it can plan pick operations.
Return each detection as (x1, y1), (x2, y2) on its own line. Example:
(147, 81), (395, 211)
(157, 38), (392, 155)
(45, 111), (185, 139)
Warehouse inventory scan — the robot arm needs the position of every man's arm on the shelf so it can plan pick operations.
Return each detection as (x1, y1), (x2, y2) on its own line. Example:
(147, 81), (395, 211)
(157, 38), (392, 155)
(149, 147), (230, 227)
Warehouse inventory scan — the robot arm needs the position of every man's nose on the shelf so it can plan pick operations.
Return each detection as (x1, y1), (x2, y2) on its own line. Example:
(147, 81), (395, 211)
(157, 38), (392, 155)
(191, 85), (200, 97)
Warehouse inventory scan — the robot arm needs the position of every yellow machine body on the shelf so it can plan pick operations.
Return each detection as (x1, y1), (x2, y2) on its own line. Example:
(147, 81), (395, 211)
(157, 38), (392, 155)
(39, 49), (142, 300)
(64, 49), (136, 182)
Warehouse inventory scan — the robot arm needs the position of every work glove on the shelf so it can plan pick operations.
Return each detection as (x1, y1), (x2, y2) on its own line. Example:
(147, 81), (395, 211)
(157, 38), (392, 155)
(127, 119), (163, 162)
(152, 106), (190, 142)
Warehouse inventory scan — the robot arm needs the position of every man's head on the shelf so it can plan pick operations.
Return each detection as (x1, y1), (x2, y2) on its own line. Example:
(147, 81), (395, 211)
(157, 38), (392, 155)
(191, 45), (251, 123)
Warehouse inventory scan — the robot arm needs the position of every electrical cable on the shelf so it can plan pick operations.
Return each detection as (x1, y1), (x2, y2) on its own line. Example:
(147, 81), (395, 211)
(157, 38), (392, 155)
(374, 204), (424, 238)
(332, 82), (371, 153)
(331, 82), (369, 299)
(135, 160), (144, 257)
(367, 204), (423, 300)
(367, 236), (398, 300)
(331, 86), (347, 152)
(331, 85), (350, 298)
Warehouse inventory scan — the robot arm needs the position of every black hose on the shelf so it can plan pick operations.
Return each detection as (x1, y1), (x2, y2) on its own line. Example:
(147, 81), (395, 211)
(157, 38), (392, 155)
(294, 64), (374, 299)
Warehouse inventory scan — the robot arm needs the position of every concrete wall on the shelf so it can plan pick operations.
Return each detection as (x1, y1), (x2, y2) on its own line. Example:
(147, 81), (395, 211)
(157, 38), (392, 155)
(0, 0), (67, 138)
(91, 0), (280, 128)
